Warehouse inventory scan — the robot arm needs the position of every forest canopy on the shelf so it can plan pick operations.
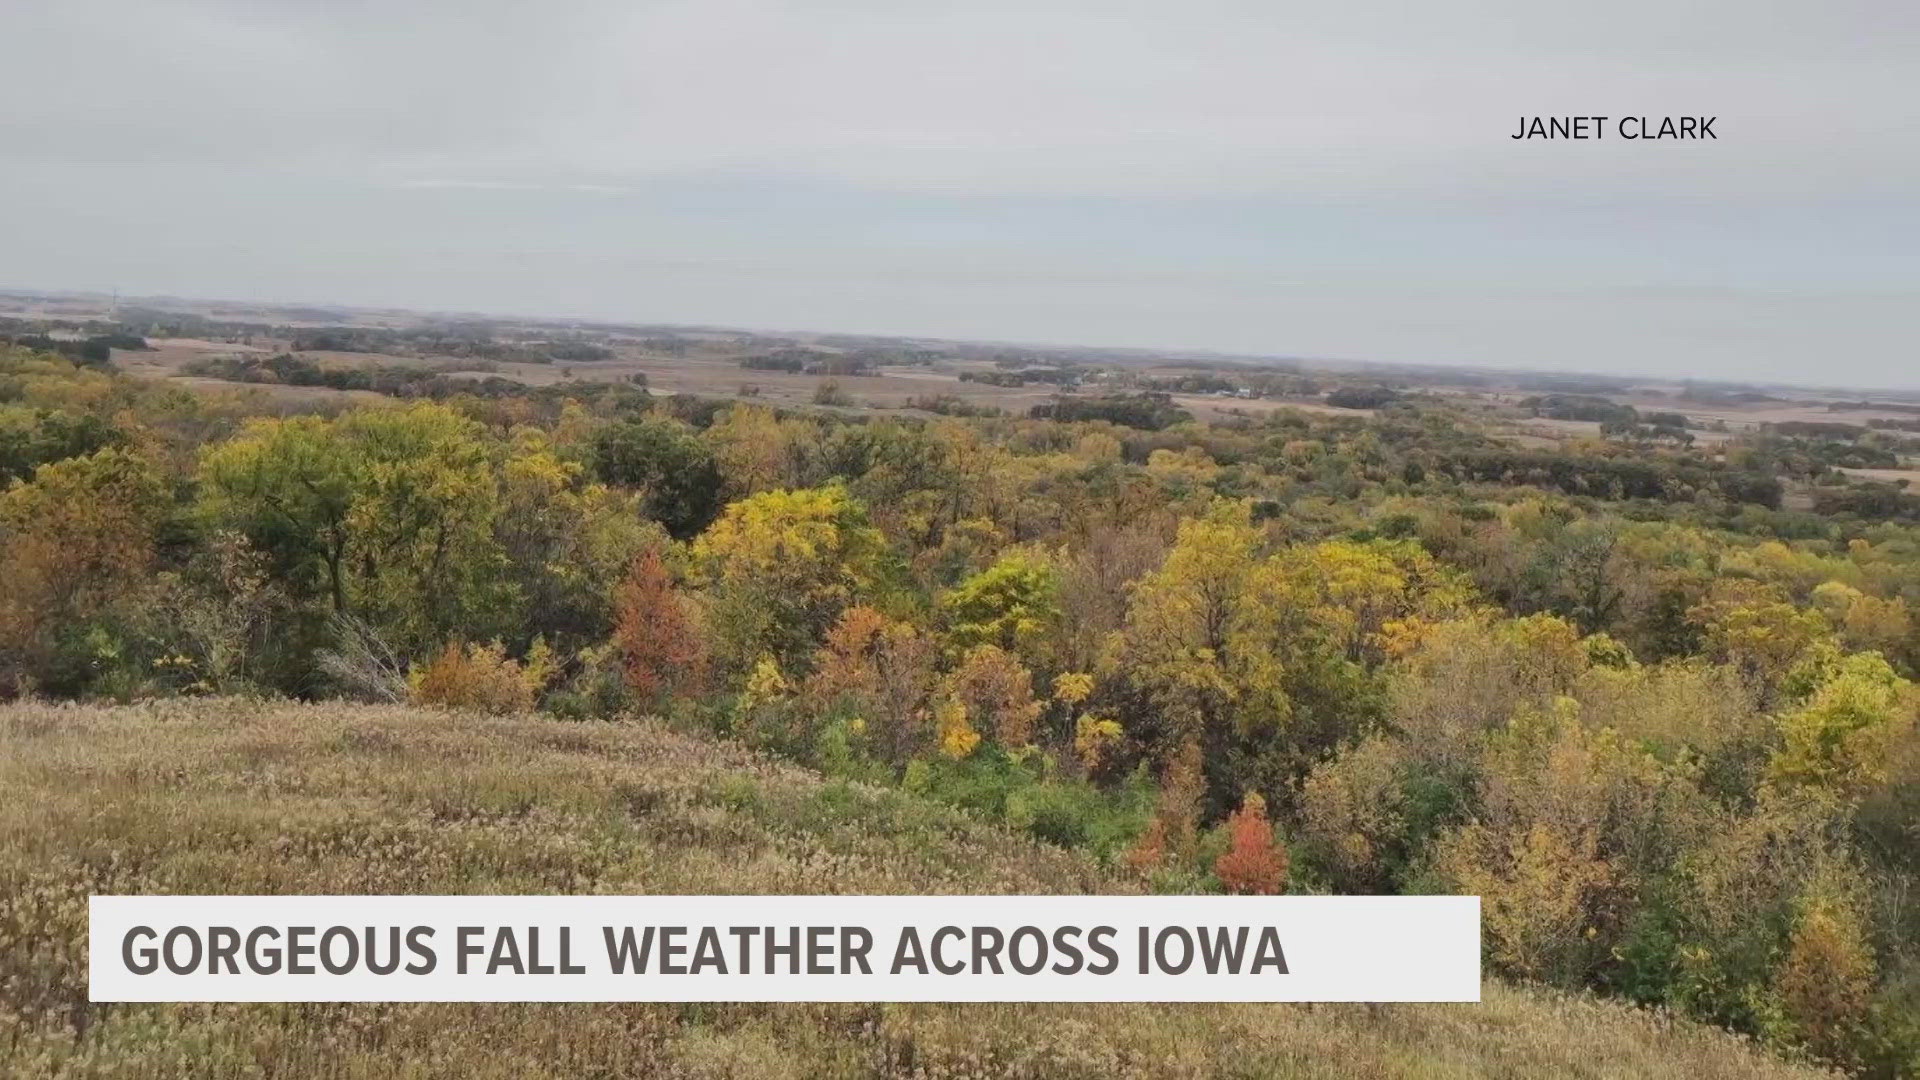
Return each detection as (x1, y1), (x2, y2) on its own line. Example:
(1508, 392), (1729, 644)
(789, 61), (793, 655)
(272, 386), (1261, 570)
(1, 341), (1916, 1076)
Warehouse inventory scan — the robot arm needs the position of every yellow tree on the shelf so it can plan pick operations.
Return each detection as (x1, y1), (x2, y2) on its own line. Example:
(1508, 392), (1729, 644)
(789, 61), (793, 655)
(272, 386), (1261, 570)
(1812, 580), (1914, 664)
(1774, 893), (1877, 1070)
(704, 404), (813, 497)
(691, 484), (890, 675)
(1271, 537), (1474, 665)
(197, 414), (358, 612)
(1118, 500), (1288, 815)
(200, 403), (512, 654)
(1688, 579), (1832, 697)
(0, 447), (170, 694)
(500, 428), (661, 645)
(949, 643), (1044, 749)
(1769, 650), (1915, 795)
(940, 551), (1060, 662)
(335, 404), (509, 652)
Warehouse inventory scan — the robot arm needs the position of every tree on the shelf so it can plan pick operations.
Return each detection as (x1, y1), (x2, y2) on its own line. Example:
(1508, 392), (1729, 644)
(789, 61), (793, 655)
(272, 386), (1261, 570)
(202, 404), (512, 656)
(1270, 537), (1474, 665)
(335, 404), (510, 653)
(1774, 894), (1877, 1070)
(1687, 579), (1832, 697)
(940, 552), (1060, 660)
(1215, 792), (1288, 895)
(499, 429), (661, 647)
(0, 404), (122, 484)
(1298, 735), (1410, 893)
(1117, 501), (1289, 816)
(691, 484), (889, 674)
(934, 695), (980, 759)
(0, 447), (170, 695)
(589, 415), (722, 539)
(1147, 737), (1206, 869)
(164, 530), (288, 694)
(613, 547), (705, 703)
(812, 379), (853, 407)
(1433, 699), (1689, 988)
(949, 643), (1044, 749)
(808, 605), (936, 764)
(197, 414), (357, 612)
(407, 639), (555, 715)
(705, 404), (813, 497)
(1769, 650), (1914, 794)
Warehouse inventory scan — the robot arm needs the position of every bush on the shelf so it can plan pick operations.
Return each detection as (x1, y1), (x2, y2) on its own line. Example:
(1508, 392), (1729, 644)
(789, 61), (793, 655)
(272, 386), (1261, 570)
(407, 640), (554, 714)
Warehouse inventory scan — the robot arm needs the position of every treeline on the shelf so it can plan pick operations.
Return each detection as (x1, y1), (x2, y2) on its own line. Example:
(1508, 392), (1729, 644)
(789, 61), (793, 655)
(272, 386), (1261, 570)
(292, 327), (614, 364)
(1326, 386), (1400, 409)
(0, 324), (148, 366)
(1127, 372), (1323, 398)
(1523, 392), (1693, 441)
(1421, 448), (1783, 507)
(1833, 401), (1920, 417)
(1, 340), (1917, 1075)
(182, 353), (532, 398)
(1031, 392), (1191, 430)
(962, 367), (1081, 387)
(904, 393), (1005, 418)
(739, 350), (878, 376)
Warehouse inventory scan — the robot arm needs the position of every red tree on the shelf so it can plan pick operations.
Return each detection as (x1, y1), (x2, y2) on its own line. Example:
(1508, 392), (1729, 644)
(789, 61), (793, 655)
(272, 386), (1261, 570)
(1215, 792), (1289, 895)
(614, 548), (705, 701)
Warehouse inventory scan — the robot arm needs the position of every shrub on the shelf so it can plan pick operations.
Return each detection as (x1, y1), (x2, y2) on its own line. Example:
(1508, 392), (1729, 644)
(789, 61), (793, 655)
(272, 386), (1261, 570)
(407, 640), (554, 714)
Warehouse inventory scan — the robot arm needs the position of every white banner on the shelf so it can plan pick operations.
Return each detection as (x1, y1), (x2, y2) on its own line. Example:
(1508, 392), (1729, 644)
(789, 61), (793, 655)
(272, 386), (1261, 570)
(90, 895), (1480, 1002)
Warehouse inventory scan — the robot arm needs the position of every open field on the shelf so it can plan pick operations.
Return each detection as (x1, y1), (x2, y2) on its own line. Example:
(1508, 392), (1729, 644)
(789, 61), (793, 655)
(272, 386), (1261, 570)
(102, 335), (1352, 423)
(109, 337), (1909, 438)
(10, 291), (1917, 437)
(0, 698), (1836, 1079)
(1841, 466), (1920, 487)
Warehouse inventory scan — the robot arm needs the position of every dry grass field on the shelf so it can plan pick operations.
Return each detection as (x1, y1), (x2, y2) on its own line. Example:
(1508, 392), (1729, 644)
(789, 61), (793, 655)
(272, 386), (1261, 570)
(0, 698), (1835, 1079)
(108, 335), (1335, 423)
(1841, 466), (1920, 487)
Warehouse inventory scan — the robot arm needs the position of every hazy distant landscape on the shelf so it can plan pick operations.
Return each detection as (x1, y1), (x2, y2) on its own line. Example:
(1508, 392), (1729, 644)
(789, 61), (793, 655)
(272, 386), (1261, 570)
(7, 287), (1919, 498)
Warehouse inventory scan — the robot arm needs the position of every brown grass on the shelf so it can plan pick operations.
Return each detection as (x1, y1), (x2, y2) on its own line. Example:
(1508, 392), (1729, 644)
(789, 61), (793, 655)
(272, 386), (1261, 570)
(0, 698), (1835, 1078)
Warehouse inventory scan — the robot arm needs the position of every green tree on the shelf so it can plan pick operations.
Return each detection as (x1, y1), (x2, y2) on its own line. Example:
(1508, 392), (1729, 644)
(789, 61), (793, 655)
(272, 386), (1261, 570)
(197, 414), (357, 612)
(589, 414), (722, 539)
(201, 404), (513, 657)
(335, 404), (510, 653)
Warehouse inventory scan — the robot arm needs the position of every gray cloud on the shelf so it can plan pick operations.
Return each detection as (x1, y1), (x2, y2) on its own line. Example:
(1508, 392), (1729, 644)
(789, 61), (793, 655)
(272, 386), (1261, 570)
(2, 0), (1914, 384)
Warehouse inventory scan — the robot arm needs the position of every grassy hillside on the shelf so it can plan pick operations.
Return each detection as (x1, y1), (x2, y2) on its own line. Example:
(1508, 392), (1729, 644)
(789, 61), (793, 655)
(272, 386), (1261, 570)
(1, 698), (1834, 1079)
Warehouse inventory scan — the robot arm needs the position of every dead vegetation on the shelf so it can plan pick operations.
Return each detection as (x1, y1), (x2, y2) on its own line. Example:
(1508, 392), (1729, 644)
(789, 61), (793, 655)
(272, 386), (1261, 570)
(0, 697), (1835, 1079)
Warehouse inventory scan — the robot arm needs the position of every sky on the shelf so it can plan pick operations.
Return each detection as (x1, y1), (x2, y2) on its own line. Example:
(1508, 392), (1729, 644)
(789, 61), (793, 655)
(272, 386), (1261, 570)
(2, 0), (1915, 387)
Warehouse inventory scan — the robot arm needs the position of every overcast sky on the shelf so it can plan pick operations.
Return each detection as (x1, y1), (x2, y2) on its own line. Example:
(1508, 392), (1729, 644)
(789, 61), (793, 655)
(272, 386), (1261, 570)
(2, 0), (1914, 386)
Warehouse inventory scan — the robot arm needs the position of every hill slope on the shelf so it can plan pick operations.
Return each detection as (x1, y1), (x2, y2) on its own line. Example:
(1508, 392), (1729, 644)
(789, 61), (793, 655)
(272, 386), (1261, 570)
(0, 698), (1833, 1079)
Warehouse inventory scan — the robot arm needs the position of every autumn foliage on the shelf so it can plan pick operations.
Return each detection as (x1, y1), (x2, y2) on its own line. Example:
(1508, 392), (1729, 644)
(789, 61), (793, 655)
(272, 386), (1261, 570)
(1214, 792), (1289, 895)
(4, 335), (1920, 1075)
(614, 547), (706, 701)
(407, 639), (554, 715)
